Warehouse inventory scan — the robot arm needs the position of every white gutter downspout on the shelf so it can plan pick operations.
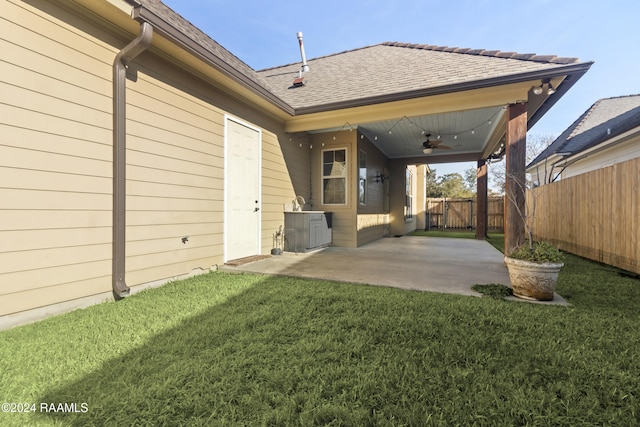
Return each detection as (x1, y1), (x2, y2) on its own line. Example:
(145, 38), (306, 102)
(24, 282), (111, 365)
(112, 21), (153, 298)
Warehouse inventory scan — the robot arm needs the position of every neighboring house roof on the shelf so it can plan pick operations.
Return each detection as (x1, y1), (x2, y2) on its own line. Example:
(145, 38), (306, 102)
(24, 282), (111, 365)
(528, 94), (640, 168)
(257, 42), (582, 112)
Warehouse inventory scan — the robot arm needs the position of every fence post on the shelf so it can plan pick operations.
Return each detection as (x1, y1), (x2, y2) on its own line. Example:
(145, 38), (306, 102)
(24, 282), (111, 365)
(442, 197), (447, 230)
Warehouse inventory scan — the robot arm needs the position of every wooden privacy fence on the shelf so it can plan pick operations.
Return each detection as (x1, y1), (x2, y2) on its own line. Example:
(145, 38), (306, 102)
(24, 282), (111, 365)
(529, 156), (639, 275)
(426, 197), (504, 231)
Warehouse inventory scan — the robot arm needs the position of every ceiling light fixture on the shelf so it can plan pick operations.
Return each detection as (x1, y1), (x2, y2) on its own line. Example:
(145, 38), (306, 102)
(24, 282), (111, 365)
(421, 134), (451, 154)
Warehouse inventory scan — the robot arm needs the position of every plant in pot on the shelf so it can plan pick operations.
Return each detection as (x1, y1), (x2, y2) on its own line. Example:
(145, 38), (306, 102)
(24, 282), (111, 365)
(503, 174), (564, 301)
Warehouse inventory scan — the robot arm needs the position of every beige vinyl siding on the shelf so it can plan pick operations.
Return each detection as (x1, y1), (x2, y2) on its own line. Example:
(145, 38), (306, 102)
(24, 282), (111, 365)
(0, 0), (224, 317)
(0, 0), (117, 316)
(261, 130), (299, 253)
(389, 161), (418, 236)
(1, 0), (302, 322)
(415, 166), (428, 230)
(357, 214), (390, 245)
(310, 131), (358, 248)
(281, 133), (313, 203)
(119, 50), (228, 285)
(357, 134), (390, 245)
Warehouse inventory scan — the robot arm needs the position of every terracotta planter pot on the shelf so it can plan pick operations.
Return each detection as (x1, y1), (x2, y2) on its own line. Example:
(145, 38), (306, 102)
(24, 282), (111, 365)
(504, 256), (564, 301)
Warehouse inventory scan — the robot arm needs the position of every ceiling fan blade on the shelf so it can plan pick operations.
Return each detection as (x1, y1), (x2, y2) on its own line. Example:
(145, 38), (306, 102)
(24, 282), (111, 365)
(434, 144), (452, 149)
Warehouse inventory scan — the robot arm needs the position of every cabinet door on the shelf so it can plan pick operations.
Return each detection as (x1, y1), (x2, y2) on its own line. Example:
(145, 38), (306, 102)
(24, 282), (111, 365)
(309, 221), (321, 248)
(321, 215), (332, 246)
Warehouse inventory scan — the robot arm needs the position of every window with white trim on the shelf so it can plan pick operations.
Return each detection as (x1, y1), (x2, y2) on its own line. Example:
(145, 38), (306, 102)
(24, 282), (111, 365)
(322, 148), (347, 204)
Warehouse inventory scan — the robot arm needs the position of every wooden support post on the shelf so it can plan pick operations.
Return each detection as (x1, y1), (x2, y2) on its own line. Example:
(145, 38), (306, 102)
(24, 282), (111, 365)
(504, 102), (527, 254)
(476, 159), (488, 239)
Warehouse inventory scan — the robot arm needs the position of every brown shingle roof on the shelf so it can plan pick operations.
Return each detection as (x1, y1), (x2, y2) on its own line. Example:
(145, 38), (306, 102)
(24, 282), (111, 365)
(257, 42), (585, 111)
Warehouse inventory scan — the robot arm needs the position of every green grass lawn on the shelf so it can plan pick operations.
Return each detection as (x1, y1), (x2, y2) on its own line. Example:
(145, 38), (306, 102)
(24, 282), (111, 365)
(1, 236), (639, 426)
(410, 230), (506, 255)
(410, 229), (482, 239)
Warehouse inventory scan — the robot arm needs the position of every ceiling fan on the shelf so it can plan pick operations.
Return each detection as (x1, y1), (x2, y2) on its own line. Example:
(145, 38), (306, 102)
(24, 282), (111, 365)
(421, 134), (452, 154)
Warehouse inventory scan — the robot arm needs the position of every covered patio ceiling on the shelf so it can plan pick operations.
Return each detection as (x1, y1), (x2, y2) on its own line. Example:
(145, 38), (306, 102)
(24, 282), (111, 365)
(290, 73), (578, 166)
(357, 105), (506, 164)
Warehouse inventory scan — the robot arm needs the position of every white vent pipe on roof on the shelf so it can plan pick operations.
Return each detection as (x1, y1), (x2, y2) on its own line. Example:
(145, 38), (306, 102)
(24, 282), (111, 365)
(297, 32), (309, 73)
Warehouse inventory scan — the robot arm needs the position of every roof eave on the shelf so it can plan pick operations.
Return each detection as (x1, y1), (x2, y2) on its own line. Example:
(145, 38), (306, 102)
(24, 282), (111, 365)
(526, 152), (568, 174)
(560, 124), (640, 166)
(132, 4), (295, 116)
(527, 62), (593, 130)
(293, 62), (594, 116)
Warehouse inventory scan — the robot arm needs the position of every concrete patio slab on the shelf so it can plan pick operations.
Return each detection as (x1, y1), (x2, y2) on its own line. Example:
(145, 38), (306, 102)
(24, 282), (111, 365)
(221, 236), (567, 305)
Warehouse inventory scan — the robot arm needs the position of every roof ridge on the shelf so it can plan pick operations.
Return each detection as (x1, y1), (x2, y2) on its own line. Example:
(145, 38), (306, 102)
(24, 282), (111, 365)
(257, 40), (585, 72)
(381, 41), (581, 65)
(596, 93), (640, 102)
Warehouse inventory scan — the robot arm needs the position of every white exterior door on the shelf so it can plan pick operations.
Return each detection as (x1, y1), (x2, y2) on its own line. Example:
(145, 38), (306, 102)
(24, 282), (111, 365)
(225, 117), (261, 261)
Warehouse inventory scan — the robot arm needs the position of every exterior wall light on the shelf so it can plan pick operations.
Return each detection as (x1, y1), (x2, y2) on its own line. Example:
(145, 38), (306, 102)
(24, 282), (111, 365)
(374, 171), (390, 183)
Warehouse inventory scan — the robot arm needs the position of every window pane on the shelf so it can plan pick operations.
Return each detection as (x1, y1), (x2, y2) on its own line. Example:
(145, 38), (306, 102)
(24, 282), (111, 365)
(326, 161), (345, 177)
(323, 178), (346, 204)
(322, 149), (347, 204)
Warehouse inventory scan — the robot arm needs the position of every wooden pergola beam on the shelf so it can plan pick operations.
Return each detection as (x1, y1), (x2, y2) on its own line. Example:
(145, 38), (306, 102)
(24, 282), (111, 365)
(504, 102), (527, 254)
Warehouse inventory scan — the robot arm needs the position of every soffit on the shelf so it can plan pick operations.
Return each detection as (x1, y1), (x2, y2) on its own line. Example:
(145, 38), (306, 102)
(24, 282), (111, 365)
(285, 78), (566, 163)
(358, 106), (505, 160)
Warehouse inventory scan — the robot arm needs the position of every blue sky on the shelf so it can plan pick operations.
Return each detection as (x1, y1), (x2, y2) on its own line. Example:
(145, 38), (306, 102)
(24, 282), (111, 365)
(162, 0), (640, 176)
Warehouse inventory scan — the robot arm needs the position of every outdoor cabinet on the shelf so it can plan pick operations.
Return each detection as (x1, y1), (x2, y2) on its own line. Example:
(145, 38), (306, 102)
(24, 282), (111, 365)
(284, 212), (332, 252)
